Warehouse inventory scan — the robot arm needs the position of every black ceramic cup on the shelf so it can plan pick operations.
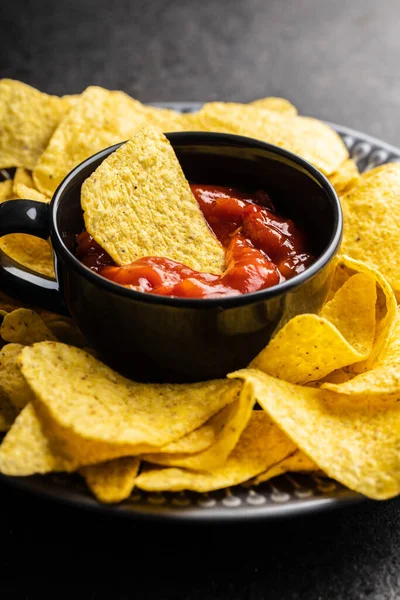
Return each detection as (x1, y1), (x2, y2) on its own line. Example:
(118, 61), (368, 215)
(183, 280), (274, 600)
(0, 132), (342, 381)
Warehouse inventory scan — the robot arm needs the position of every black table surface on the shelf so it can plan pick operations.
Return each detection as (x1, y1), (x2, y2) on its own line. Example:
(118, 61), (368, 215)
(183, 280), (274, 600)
(1, 0), (400, 598)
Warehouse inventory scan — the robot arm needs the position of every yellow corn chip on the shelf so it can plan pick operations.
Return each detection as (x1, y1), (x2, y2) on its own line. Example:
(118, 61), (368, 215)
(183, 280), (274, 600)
(142, 105), (192, 132)
(155, 405), (240, 455)
(251, 272), (377, 384)
(13, 168), (49, 201)
(80, 457), (140, 503)
(19, 342), (241, 463)
(0, 403), (77, 475)
(196, 102), (348, 175)
(1, 309), (57, 345)
(252, 450), (318, 485)
(328, 158), (360, 196)
(0, 387), (18, 432)
(142, 381), (255, 471)
(340, 163), (400, 293)
(0, 234), (55, 278)
(231, 368), (400, 500)
(13, 167), (33, 189)
(337, 256), (397, 370)
(250, 97), (298, 116)
(136, 412), (296, 492)
(0, 179), (15, 202)
(0, 79), (70, 170)
(62, 94), (80, 110)
(33, 86), (151, 195)
(323, 309), (400, 396)
(81, 127), (225, 273)
(0, 343), (33, 410)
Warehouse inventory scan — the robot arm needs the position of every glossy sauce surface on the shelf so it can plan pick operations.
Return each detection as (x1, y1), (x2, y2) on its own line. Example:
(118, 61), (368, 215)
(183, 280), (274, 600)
(76, 184), (314, 298)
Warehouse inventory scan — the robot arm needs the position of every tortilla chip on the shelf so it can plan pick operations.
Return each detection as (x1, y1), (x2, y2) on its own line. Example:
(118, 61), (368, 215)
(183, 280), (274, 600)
(251, 450), (318, 485)
(142, 105), (192, 132)
(80, 457), (140, 503)
(0, 343), (33, 410)
(155, 404), (241, 455)
(0, 387), (18, 432)
(0, 234), (55, 278)
(250, 97), (298, 116)
(0, 79), (69, 170)
(196, 102), (348, 175)
(61, 94), (80, 110)
(328, 159), (360, 196)
(19, 342), (241, 463)
(33, 86), (151, 196)
(337, 256), (397, 371)
(136, 412), (296, 492)
(340, 163), (400, 293)
(1, 309), (57, 345)
(0, 403), (77, 475)
(323, 309), (400, 396)
(250, 272), (377, 384)
(141, 381), (255, 471)
(81, 127), (225, 273)
(231, 368), (400, 500)
(0, 179), (15, 202)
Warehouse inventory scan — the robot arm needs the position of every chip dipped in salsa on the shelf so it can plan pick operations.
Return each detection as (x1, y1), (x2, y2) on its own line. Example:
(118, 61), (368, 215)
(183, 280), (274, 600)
(76, 184), (314, 299)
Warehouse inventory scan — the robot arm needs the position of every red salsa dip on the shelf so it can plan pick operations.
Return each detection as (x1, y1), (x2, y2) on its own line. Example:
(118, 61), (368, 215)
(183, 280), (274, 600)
(76, 184), (315, 298)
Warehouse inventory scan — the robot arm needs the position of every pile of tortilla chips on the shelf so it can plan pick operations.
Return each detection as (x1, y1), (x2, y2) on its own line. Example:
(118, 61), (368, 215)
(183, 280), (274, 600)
(1, 79), (400, 505)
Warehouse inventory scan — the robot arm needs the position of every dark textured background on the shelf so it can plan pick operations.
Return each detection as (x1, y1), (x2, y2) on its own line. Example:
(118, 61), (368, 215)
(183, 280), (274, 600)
(1, 0), (400, 598)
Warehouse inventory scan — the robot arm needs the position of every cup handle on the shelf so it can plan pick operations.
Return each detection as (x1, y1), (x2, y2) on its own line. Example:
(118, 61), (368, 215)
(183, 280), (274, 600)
(0, 199), (67, 314)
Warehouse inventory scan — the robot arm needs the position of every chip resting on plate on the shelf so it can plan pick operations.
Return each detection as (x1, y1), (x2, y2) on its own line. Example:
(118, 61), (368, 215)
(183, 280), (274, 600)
(18, 342), (241, 463)
(0, 343), (33, 410)
(0, 234), (55, 278)
(251, 450), (318, 485)
(251, 271), (377, 384)
(250, 96), (298, 116)
(33, 86), (151, 195)
(135, 412), (297, 492)
(328, 158), (360, 196)
(1, 309), (57, 345)
(231, 368), (400, 499)
(80, 457), (140, 504)
(340, 163), (400, 295)
(196, 102), (348, 175)
(141, 380), (255, 471)
(0, 79), (71, 170)
(81, 127), (225, 273)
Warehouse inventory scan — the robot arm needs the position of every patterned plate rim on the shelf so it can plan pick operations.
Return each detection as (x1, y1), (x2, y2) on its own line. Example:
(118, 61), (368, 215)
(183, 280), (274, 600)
(2, 103), (397, 522)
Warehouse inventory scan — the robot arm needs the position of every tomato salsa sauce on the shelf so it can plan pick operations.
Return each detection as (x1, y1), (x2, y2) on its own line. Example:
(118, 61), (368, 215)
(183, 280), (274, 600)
(76, 184), (315, 298)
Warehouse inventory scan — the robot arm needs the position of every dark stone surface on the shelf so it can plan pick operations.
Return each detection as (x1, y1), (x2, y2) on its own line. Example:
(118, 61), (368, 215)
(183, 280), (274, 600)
(1, 0), (400, 597)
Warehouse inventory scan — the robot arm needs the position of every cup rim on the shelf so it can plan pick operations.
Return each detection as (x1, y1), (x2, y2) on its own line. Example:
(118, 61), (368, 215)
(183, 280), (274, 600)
(50, 131), (343, 309)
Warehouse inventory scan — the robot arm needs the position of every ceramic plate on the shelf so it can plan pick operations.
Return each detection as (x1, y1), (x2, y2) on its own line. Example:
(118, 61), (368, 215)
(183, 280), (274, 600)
(1, 103), (399, 521)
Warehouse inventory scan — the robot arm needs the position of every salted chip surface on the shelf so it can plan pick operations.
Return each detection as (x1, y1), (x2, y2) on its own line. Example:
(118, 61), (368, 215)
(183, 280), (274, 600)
(252, 450), (318, 485)
(1, 309), (57, 345)
(196, 102), (348, 175)
(33, 86), (151, 196)
(81, 127), (225, 273)
(328, 158), (360, 196)
(19, 342), (241, 463)
(0, 79), (69, 170)
(0, 403), (77, 475)
(251, 272), (377, 384)
(142, 381), (255, 471)
(0, 234), (55, 278)
(340, 164), (400, 293)
(250, 97), (298, 116)
(0, 343), (33, 410)
(80, 457), (140, 504)
(136, 412), (296, 493)
(231, 368), (400, 500)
